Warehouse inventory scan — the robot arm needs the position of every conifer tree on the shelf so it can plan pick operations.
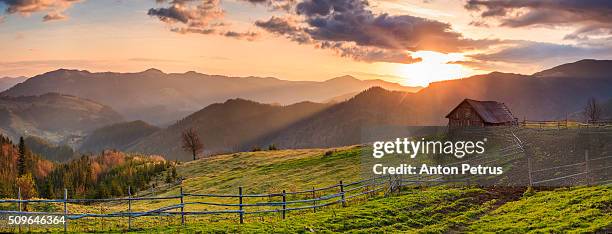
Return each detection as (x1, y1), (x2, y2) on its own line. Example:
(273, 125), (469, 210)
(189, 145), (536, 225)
(17, 137), (26, 176)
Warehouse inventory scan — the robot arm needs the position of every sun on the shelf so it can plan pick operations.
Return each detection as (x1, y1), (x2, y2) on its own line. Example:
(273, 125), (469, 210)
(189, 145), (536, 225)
(397, 51), (473, 87)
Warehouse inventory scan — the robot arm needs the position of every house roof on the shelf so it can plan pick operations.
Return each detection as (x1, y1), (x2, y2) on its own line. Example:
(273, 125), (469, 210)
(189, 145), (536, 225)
(445, 99), (516, 124)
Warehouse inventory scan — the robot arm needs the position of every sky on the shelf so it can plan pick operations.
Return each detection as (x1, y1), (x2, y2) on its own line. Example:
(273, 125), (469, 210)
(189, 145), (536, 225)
(1, 0), (612, 87)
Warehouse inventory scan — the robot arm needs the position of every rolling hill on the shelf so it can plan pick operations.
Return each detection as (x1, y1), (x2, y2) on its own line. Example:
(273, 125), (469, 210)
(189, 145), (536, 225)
(0, 93), (123, 143)
(1, 69), (420, 125)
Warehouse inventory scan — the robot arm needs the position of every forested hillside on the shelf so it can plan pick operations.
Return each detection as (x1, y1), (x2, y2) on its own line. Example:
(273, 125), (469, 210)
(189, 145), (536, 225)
(0, 133), (176, 199)
(24, 136), (76, 162)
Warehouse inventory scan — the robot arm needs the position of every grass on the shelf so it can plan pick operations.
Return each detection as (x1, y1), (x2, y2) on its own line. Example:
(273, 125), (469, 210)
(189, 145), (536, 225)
(468, 186), (612, 233)
(137, 186), (496, 233)
(134, 186), (611, 233)
(2, 144), (611, 233)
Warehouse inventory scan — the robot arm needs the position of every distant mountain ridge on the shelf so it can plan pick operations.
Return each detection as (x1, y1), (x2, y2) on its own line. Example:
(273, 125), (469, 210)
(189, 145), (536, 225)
(533, 59), (612, 78)
(0, 76), (28, 92)
(1, 69), (420, 125)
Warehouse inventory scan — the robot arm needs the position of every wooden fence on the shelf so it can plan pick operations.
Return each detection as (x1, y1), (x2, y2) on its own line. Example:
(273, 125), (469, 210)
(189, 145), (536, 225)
(1, 174), (441, 232)
(520, 119), (612, 129)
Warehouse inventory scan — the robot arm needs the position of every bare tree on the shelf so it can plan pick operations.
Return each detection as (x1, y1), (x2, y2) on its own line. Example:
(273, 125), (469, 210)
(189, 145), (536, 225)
(584, 97), (602, 123)
(182, 128), (203, 161)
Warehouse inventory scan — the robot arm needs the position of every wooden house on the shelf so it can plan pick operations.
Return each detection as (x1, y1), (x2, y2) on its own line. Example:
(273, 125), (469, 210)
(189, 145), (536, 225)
(446, 99), (517, 127)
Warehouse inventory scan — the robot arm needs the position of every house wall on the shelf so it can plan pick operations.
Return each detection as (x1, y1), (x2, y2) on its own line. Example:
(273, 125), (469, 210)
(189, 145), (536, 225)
(447, 102), (485, 127)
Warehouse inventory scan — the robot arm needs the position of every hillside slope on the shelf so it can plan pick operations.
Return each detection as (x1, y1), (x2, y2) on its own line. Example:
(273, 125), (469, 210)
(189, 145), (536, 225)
(128, 100), (331, 160)
(143, 186), (610, 233)
(0, 93), (123, 142)
(79, 120), (160, 153)
(128, 147), (609, 233)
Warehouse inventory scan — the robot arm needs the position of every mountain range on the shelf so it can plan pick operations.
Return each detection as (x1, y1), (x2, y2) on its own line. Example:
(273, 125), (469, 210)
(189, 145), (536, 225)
(1, 70), (420, 125)
(1, 59), (611, 161)
(128, 59), (612, 160)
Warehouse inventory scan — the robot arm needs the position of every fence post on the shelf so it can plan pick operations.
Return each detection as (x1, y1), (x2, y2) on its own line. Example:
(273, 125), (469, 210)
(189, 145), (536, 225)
(238, 186), (244, 224)
(312, 187), (316, 213)
(281, 190), (286, 220)
(63, 188), (68, 233)
(18, 187), (21, 233)
(339, 181), (346, 207)
(585, 150), (590, 186)
(180, 186), (185, 226)
(397, 174), (402, 195)
(128, 186), (132, 230)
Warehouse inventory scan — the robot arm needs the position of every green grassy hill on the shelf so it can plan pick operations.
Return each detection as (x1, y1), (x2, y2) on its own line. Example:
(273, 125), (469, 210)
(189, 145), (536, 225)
(2, 145), (610, 233)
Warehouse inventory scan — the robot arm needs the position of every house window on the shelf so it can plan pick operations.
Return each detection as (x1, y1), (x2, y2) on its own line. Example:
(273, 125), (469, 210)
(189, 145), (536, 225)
(464, 109), (471, 118)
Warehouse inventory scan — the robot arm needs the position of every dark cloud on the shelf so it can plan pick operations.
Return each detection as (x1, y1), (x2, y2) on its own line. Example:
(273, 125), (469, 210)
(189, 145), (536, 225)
(0, 0), (82, 21)
(223, 31), (259, 41)
(293, 0), (498, 53)
(253, 0), (498, 64)
(148, 0), (224, 32)
(465, 0), (612, 40)
(148, 0), (259, 40)
(42, 12), (66, 21)
(255, 16), (312, 43)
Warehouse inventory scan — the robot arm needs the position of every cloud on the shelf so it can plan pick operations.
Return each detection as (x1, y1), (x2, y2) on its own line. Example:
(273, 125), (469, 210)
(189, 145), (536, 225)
(0, 0), (82, 22)
(253, 0), (498, 64)
(148, 0), (224, 32)
(149, 0), (260, 40)
(319, 41), (422, 64)
(223, 31), (259, 41)
(295, 0), (497, 53)
(255, 16), (312, 43)
(468, 41), (612, 67)
(42, 11), (66, 21)
(255, 16), (421, 64)
(465, 0), (612, 40)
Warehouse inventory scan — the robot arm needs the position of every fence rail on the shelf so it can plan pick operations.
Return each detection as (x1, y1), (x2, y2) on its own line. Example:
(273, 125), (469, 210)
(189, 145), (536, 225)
(520, 119), (612, 129)
(1, 174), (431, 232)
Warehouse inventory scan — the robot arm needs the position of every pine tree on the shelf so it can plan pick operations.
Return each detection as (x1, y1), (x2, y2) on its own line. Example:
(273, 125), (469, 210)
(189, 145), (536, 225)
(17, 137), (26, 176)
